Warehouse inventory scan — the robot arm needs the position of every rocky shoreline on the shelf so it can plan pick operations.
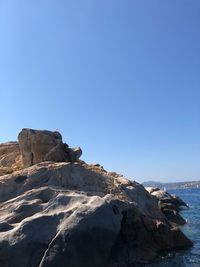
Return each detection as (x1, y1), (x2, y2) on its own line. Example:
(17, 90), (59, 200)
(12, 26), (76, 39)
(0, 129), (192, 267)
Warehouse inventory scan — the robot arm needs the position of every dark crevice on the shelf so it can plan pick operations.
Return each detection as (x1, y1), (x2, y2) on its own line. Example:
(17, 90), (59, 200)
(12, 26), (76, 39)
(14, 175), (27, 183)
(112, 205), (120, 215)
(110, 209), (128, 264)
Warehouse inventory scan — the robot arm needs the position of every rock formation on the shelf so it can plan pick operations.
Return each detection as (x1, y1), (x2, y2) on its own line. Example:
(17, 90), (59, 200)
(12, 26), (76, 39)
(146, 187), (188, 226)
(18, 128), (82, 167)
(0, 142), (22, 176)
(0, 129), (193, 267)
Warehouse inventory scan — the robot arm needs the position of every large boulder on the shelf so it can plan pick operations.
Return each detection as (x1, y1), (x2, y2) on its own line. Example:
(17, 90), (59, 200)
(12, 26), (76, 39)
(0, 187), (122, 267)
(18, 129), (82, 167)
(18, 129), (62, 167)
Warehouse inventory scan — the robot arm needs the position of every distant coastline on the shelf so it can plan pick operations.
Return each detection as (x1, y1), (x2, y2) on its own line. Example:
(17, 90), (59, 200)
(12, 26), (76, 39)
(142, 180), (200, 190)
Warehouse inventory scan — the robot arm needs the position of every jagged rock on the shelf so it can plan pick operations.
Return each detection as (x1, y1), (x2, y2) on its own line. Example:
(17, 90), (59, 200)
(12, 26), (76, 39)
(159, 201), (180, 212)
(70, 147), (82, 161)
(162, 209), (186, 226)
(111, 206), (191, 266)
(145, 186), (160, 194)
(146, 188), (171, 199)
(44, 143), (70, 162)
(171, 194), (188, 207)
(18, 129), (82, 167)
(146, 187), (188, 227)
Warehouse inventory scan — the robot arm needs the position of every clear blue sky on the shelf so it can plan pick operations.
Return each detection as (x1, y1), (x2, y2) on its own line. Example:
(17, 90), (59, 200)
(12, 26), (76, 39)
(0, 1), (199, 182)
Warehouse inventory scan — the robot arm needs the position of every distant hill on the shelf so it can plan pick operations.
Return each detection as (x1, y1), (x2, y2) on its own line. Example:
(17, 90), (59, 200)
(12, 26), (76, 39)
(142, 181), (162, 188)
(142, 180), (200, 190)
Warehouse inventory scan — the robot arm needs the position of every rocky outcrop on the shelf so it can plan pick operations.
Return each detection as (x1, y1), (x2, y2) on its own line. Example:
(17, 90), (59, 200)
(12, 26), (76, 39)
(0, 130), (193, 267)
(0, 129), (82, 175)
(0, 163), (192, 267)
(0, 142), (22, 176)
(18, 128), (82, 167)
(146, 187), (188, 226)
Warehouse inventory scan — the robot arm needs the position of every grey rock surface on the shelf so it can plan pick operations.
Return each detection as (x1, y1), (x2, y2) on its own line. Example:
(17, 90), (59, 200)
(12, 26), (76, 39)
(0, 130), (193, 267)
(0, 162), (192, 267)
(145, 187), (188, 226)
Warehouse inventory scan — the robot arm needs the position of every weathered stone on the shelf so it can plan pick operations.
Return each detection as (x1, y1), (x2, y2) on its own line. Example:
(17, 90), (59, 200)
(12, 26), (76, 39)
(0, 161), (192, 267)
(0, 130), (193, 267)
(18, 129), (62, 167)
(146, 187), (188, 227)
(162, 209), (186, 226)
(18, 129), (82, 167)
(70, 147), (82, 161)
(171, 194), (188, 207)
(145, 187), (160, 194)
(44, 143), (70, 162)
(0, 142), (22, 175)
(159, 201), (180, 212)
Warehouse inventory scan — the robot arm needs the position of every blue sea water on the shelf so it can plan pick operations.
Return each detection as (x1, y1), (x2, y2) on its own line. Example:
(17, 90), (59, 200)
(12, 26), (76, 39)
(146, 188), (200, 267)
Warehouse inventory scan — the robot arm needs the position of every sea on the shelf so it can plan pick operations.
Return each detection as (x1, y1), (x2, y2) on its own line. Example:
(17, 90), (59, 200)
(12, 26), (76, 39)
(146, 188), (200, 267)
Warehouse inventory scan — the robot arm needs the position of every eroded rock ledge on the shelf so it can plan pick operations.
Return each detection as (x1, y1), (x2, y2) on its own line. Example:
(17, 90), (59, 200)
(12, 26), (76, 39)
(0, 129), (192, 267)
(146, 187), (188, 227)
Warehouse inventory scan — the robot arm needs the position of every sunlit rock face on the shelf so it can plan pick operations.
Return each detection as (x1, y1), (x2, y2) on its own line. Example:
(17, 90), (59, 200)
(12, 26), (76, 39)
(18, 128), (82, 167)
(0, 142), (22, 176)
(0, 129), (193, 267)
